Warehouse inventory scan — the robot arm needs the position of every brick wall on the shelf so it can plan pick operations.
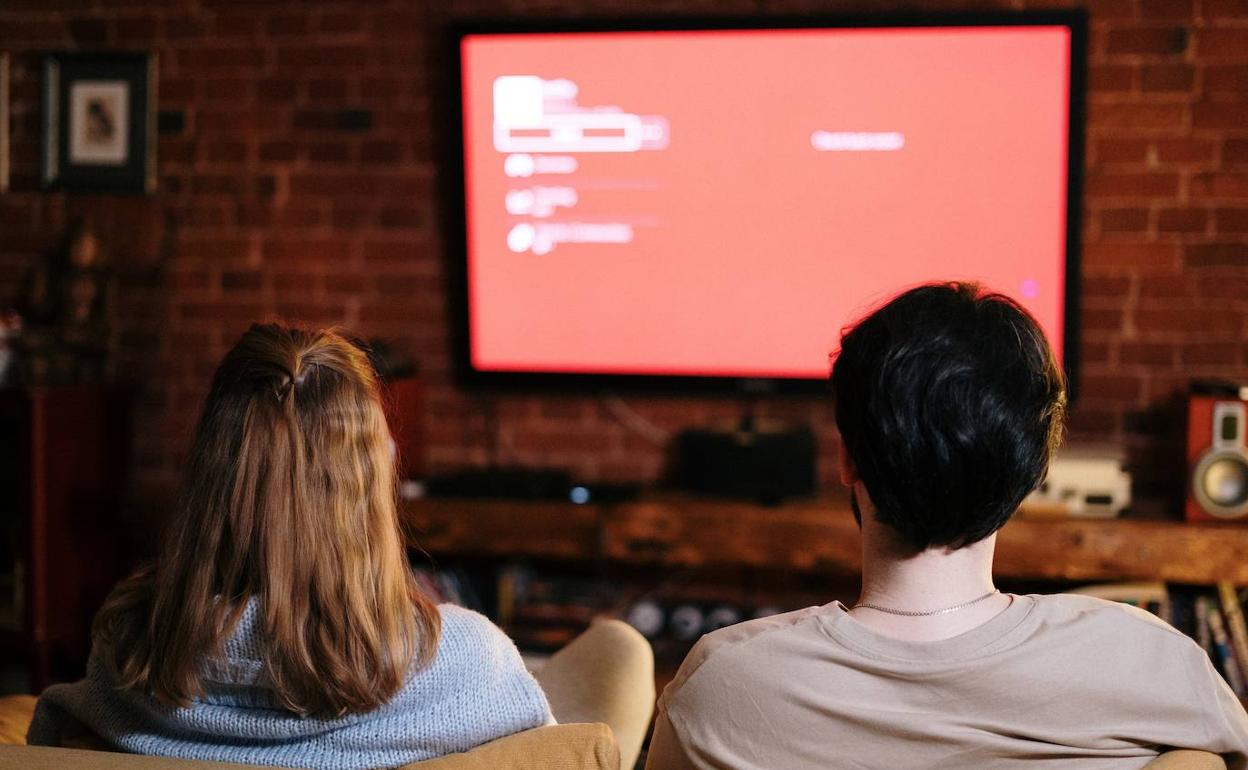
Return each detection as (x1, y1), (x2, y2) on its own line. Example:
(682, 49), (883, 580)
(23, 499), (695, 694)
(0, 0), (1245, 515)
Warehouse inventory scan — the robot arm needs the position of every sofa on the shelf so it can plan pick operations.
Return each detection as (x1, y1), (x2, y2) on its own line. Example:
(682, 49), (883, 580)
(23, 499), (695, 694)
(0, 619), (655, 770)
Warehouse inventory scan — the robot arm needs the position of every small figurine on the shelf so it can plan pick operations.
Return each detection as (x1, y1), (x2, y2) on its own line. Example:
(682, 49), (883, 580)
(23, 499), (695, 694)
(16, 219), (113, 384)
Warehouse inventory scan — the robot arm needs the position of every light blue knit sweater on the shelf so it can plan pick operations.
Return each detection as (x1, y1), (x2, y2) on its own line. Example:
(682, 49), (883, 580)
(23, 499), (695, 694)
(26, 603), (554, 770)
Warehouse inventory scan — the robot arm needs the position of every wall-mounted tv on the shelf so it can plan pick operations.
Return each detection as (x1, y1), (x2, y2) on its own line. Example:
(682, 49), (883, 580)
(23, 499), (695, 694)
(448, 12), (1085, 393)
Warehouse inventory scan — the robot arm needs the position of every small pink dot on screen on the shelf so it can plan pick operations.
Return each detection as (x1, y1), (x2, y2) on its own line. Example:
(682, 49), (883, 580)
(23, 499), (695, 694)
(1020, 279), (1040, 299)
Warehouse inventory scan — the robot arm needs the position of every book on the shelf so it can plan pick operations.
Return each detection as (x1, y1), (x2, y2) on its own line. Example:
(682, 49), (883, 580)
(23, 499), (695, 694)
(1196, 596), (1213, 660)
(1205, 598), (1246, 696)
(1219, 580), (1248, 691)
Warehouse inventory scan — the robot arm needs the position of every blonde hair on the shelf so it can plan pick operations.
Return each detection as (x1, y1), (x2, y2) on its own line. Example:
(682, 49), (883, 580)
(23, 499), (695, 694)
(95, 323), (440, 717)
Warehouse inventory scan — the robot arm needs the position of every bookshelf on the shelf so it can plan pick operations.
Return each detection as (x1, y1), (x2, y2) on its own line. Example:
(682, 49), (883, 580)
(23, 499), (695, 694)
(402, 493), (1248, 586)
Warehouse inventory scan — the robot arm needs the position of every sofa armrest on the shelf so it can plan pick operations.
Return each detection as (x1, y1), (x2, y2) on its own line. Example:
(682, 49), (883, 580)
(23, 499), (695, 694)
(399, 723), (618, 770)
(1142, 751), (1227, 770)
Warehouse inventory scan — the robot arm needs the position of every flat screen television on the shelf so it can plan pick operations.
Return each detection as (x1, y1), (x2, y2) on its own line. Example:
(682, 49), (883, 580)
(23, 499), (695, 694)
(448, 12), (1085, 393)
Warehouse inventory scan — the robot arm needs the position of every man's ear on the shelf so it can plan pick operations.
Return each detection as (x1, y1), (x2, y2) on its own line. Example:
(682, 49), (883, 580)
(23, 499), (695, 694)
(834, 429), (859, 487)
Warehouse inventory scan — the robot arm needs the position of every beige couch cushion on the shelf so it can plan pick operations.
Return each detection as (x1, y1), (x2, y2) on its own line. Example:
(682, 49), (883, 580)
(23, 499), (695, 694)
(399, 724), (618, 770)
(0, 695), (617, 770)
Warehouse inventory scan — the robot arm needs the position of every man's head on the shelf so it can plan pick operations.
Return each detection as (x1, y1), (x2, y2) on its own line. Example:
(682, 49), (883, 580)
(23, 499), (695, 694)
(830, 282), (1067, 552)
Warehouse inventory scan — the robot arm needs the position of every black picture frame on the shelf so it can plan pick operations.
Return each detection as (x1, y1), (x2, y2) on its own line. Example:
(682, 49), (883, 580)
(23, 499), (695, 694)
(42, 52), (157, 194)
(441, 11), (1087, 399)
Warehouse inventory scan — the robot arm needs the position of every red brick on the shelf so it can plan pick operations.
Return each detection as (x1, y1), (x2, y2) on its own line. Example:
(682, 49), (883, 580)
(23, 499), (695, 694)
(290, 173), (378, 197)
(0, 20), (67, 43)
(1215, 208), (1248, 233)
(222, 271), (264, 291)
(1136, 307), (1244, 334)
(179, 238), (250, 262)
(360, 141), (402, 165)
(277, 46), (368, 69)
(308, 142), (350, 164)
(1140, 0), (1195, 18)
(204, 141), (248, 164)
(204, 78), (255, 102)
(1100, 208), (1151, 232)
(263, 238), (352, 263)
(315, 13), (364, 34)
(1080, 375), (1145, 401)
(1082, 307), (1127, 332)
(1157, 207), (1208, 232)
(1089, 102), (1187, 129)
(259, 141), (297, 163)
(1140, 63), (1194, 91)
(180, 302), (265, 322)
(1089, 65), (1137, 92)
(1096, 138), (1150, 163)
(1106, 27), (1188, 56)
(1090, 0), (1136, 17)
(213, 12), (260, 38)
(1085, 242), (1180, 269)
(1120, 342), (1175, 365)
(272, 206), (325, 228)
(307, 78), (350, 101)
(1185, 243), (1248, 267)
(169, 268), (213, 291)
(1226, 141), (1248, 167)
(332, 207), (371, 229)
(1200, 29), (1248, 59)
(1182, 343), (1241, 365)
(378, 207), (423, 229)
(1193, 103), (1248, 131)
(1140, 273), (1198, 298)
(266, 14), (308, 36)
(257, 78), (298, 100)
(1082, 341), (1113, 366)
(68, 18), (109, 44)
(374, 275), (434, 295)
(362, 78), (404, 101)
(1203, 0), (1248, 16)
(324, 273), (366, 294)
(274, 272), (322, 293)
(1082, 275), (1132, 298)
(1191, 173), (1248, 199)
(274, 303), (347, 325)
(1200, 274), (1248, 298)
(178, 46), (266, 69)
(1154, 139), (1215, 164)
(160, 78), (199, 104)
(1086, 172), (1180, 198)
(1206, 65), (1248, 93)
(1067, 408), (1119, 434)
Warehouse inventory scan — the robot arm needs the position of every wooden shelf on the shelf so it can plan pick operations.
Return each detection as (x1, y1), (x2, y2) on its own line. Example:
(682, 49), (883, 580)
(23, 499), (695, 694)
(402, 494), (1248, 586)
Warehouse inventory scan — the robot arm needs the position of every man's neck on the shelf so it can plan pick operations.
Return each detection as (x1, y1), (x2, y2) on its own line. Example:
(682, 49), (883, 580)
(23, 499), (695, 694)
(850, 504), (1010, 642)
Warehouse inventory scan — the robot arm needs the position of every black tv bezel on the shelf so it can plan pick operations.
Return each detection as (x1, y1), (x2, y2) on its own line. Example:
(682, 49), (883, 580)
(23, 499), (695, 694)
(443, 10), (1087, 397)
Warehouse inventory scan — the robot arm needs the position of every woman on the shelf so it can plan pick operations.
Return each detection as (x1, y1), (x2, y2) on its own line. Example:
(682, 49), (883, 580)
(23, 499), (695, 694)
(27, 323), (553, 769)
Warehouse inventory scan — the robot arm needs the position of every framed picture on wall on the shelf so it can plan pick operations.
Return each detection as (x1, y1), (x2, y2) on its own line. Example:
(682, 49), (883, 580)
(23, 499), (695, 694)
(1, 54), (9, 193)
(42, 52), (156, 193)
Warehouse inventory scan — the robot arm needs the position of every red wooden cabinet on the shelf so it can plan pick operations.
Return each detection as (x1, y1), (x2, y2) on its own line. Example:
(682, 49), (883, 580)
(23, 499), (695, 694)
(0, 385), (131, 691)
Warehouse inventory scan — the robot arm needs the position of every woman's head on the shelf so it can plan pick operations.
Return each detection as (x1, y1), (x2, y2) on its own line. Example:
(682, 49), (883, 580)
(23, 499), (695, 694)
(98, 323), (439, 717)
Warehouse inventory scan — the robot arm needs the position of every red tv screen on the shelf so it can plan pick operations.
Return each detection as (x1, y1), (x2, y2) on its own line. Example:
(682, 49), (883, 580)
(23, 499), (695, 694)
(457, 20), (1079, 385)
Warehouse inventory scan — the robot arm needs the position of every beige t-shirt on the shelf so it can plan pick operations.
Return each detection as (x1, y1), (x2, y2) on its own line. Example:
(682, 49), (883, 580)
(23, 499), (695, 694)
(646, 594), (1248, 770)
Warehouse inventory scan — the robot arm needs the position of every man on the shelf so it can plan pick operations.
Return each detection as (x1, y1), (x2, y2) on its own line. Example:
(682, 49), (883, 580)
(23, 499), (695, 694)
(646, 282), (1248, 769)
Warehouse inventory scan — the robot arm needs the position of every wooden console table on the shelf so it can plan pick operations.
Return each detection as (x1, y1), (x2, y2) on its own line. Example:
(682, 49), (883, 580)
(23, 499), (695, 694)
(402, 494), (1248, 586)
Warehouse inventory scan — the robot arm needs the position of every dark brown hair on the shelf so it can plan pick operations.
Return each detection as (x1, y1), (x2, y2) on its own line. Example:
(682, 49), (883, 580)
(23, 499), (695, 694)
(831, 282), (1067, 551)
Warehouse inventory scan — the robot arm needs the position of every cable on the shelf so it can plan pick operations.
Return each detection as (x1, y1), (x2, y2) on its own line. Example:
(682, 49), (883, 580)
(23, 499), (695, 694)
(600, 391), (670, 446)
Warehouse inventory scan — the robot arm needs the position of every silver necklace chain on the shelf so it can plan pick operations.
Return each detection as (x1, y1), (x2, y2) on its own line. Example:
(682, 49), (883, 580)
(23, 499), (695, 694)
(853, 589), (1001, 617)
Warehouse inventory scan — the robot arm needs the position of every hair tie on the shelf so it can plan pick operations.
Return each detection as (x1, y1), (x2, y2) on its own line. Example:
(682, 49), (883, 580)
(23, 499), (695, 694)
(275, 373), (295, 402)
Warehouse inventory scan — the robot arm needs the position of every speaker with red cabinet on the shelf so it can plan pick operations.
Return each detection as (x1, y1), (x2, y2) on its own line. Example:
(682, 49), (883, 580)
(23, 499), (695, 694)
(1187, 381), (1248, 522)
